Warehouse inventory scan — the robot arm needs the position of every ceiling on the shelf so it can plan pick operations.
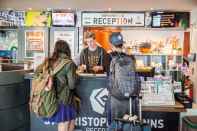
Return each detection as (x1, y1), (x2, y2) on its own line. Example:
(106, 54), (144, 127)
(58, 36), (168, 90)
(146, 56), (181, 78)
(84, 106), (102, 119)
(0, 0), (197, 11)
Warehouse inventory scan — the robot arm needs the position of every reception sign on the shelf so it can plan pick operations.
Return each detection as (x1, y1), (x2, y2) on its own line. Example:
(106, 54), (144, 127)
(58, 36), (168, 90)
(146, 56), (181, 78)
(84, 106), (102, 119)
(25, 11), (51, 27)
(82, 12), (145, 26)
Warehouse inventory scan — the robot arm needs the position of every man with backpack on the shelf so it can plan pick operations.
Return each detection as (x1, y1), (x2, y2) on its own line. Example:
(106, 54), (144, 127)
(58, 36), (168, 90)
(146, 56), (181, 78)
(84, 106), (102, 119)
(107, 32), (141, 129)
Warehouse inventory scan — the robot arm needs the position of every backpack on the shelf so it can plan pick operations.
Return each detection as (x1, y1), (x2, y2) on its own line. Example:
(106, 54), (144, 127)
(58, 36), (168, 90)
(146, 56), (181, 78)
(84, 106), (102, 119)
(109, 54), (141, 99)
(30, 59), (71, 117)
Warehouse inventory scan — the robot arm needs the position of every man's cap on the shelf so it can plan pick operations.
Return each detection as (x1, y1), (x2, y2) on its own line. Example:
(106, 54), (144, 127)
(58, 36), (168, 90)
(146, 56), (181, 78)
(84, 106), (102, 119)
(109, 32), (124, 46)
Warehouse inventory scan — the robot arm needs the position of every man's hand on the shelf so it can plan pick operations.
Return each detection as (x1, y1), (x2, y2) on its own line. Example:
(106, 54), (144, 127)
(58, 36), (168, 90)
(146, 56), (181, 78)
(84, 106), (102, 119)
(92, 66), (103, 73)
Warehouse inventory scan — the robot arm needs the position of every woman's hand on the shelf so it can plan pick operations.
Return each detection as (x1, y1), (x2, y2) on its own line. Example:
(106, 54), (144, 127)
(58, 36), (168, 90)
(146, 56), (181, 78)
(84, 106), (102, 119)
(78, 64), (86, 73)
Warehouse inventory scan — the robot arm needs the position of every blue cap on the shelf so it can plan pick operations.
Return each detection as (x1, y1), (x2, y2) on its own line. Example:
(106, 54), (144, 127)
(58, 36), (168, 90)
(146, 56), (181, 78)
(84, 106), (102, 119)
(110, 32), (124, 46)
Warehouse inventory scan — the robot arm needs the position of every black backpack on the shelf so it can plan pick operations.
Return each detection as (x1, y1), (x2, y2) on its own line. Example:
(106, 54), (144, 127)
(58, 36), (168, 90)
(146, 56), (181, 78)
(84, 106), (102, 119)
(109, 54), (141, 99)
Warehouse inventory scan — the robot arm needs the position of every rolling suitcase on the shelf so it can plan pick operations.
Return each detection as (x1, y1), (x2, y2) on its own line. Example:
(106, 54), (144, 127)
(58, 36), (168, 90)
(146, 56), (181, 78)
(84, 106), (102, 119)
(113, 95), (151, 131)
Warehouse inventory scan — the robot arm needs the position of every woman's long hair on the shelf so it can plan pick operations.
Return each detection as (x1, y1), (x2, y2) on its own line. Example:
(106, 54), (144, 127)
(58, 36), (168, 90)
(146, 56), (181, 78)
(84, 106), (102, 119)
(35, 40), (71, 73)
(50, 40), (71, 67)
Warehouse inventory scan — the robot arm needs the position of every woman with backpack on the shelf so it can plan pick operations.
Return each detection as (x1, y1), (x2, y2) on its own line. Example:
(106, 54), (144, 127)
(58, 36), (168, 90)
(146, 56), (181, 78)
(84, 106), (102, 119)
(35, 40), (78, 131)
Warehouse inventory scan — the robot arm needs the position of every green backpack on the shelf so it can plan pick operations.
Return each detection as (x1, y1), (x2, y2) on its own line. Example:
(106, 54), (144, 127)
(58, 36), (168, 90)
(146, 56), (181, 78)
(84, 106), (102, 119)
(30, 59), (71, 117)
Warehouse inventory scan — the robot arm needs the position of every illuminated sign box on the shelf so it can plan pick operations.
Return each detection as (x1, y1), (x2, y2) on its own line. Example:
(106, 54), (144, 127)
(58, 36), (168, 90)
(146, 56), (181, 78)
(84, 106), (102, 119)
(151, 12), (190, 28)
(82, 12), (145, 27)
(25, 11), (51, 27)
(52, 12), (75, 26)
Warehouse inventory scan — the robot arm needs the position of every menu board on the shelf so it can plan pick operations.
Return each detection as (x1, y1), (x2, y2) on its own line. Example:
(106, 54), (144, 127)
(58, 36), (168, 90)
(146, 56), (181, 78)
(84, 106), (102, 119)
(25, 30), (45, 57)
(25, 11), (51, 27)
(151, 12), (190, 28)
(0, 10), (25, 26)
(52, 12), (75, 26)
(152, 12), (176, 27)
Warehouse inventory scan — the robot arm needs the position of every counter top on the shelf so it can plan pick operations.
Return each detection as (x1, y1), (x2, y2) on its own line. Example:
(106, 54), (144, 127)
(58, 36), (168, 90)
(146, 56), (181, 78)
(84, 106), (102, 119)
(77, 73), (107, 78)
(142, 101), (186, 112)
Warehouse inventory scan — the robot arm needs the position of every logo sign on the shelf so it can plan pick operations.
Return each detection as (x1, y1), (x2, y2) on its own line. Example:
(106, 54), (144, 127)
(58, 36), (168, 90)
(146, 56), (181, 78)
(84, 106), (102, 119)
(75, 77), (108, 131)
(82, 12), (145, 27)
(90, 88), (108, 115)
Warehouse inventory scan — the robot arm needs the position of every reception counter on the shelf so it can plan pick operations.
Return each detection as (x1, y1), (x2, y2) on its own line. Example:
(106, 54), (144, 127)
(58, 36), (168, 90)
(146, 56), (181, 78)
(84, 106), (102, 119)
(75, 74), (185, 131)
(0, 64), (31, 131)
(28, 73), (185, 131)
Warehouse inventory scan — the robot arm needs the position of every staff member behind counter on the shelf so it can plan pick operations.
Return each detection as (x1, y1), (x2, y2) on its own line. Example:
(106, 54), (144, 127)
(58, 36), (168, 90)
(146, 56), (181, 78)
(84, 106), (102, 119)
(79, 32), (109, 73)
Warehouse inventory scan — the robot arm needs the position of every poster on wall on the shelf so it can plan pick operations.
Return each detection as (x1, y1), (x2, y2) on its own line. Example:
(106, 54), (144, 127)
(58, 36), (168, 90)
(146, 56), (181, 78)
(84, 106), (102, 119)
(0, 10), (25, 27)
(0, 31), (18, 51)
(25, 30), (45, 57)
(53, 31), (75, 57)
(25, 11), (51, 27)
(52, 12), (75, 26)
(82, 12), (145, 26)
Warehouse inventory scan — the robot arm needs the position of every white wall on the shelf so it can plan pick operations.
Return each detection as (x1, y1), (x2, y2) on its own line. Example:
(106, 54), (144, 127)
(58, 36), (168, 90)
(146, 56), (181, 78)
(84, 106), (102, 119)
(0, 0), (196, 11)
(190, 8), (197, 103)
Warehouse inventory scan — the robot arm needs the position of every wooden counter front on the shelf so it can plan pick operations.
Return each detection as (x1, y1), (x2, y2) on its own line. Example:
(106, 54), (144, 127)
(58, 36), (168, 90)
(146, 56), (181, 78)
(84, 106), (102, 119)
(142, 101), (186, 112)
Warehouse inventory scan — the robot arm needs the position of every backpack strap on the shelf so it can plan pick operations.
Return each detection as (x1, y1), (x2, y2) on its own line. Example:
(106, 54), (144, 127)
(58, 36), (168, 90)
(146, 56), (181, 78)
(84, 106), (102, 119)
(52, 59), (72, 75)
(110, 57), (118, 88)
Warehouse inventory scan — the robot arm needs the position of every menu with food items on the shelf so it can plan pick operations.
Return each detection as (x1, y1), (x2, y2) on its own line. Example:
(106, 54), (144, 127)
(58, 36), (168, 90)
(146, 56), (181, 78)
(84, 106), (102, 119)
(151, 12), (190, 28)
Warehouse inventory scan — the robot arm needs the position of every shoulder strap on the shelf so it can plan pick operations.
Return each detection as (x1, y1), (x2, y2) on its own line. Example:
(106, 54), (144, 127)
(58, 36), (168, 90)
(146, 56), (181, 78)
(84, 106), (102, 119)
(111, 57), (117, 87)
(52, 59), (72, 75)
